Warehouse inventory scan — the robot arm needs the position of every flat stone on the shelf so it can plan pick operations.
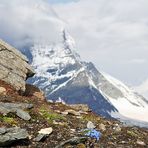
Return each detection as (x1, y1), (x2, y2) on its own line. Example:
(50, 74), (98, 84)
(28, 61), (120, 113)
(0, 87), (6, 95)
(38, 127), (53, 135)
(0, 102), (33, 110)
(99, 123), (106, 131)
(33, 134), (47, 142)
(61, 111), (68, 115)
(79, 111), (88, 115)
(53, 121), (67, 126)
(136, 140), (146, 146)
(65, 109), (81, 116)
(0, 102), (32, 120)
(16, 109), (31, 121)
(69, 104), (90, 112)
(87, 121), (96, 129)
(113, 124), (121, 132)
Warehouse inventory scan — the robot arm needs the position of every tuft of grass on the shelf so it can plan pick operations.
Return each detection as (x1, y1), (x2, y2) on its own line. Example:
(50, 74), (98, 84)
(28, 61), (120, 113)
(127, 130), (138, 137)
(39, 106), (65, 123)
(0, 115), (17, 125)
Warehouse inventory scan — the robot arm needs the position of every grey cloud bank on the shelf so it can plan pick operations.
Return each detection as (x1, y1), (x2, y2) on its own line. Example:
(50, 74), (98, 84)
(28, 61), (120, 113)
(0, 0), (65, 48)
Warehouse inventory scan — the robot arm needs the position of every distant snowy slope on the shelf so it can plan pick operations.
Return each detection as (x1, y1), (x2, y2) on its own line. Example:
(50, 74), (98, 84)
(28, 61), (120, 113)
(134, 79), (148, 100)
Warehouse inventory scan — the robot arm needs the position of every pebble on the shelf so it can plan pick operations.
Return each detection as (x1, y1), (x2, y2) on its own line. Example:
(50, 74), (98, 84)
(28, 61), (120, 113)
(38, 127), (53, 135)
(99, 123), (106, 131)
(65, 109), (81, 116)
(87, 121), (96, 129)
(0, 87), (6, 95)
(136, 140), (146, 146)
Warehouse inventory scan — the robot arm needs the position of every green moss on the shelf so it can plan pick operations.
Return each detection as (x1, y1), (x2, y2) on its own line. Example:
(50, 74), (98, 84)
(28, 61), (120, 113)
(127, 130), (138, 137)
(0, 115), (17, 125)
(39, 106), (65, 123)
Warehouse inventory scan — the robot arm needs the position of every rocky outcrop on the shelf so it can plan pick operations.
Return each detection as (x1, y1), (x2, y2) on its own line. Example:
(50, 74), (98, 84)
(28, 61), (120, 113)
(0, 127), (29, 146)
(0, 102), (33, 121)
(0, 39), (34, 92)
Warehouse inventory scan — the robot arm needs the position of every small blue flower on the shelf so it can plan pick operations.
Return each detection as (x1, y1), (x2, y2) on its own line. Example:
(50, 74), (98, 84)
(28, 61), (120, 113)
(84, 129), (101, 141)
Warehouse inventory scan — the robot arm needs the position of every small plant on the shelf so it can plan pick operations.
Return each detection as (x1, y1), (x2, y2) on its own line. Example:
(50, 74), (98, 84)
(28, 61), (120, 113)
(0, 115), (17, 125)
(127, 130), (138, 137)
(39, 106), (65, 123)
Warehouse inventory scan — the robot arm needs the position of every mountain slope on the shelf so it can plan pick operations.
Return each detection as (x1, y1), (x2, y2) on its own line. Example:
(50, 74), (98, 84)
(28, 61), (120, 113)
(27, 30), (148, 124)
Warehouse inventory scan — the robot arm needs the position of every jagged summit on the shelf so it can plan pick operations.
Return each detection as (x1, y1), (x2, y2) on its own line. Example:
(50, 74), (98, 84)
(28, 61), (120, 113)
(27, 30), (148, 125)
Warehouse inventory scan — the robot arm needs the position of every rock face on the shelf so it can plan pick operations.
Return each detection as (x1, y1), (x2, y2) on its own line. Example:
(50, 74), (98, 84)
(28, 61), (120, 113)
(0, 127), (29, 146)
(0, 39), (34, 92)
(0, 102), (33, 121)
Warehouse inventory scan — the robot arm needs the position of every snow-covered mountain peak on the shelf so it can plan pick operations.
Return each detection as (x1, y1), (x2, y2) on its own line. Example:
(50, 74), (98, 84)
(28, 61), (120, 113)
(30, 29), (82, 92)
(27, 30), (148, 126)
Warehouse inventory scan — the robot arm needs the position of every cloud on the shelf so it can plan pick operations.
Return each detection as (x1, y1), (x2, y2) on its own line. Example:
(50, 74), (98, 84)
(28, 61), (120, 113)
(0, 0), (148, 86)
(0, 0), (65, 48)
(47, 0), (78, 4)
(129, 59), (147, 64)
(54, 0), (148, 85)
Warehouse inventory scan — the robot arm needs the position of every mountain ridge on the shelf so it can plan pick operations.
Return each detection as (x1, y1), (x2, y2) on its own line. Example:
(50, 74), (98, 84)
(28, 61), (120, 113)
(26, 30), (148, 125)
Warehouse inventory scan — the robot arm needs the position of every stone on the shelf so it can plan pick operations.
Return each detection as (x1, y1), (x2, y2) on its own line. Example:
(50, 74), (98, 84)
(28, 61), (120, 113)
(65, 109), (81, 116)
(48, 100), (54, 103)
(70, 129), (76, 133)
(87, 121), (96, 129)
(136, 140), (146, 146)
(34, 127), (53, 142)
(16, 109), (31, 121)
(0, 102), (32, 120)
(115, 126), (121, 132)
(76, 116), (82, 119)
(0, 39), (35, 92)
(113, 124), (121, 132)
(69, 104), (90, 112)
(99, 123), (106, 131)
(38, 127), (53, 135)
(61, 111), (68, 115)
(53, 121), (67, 126)
(33, 134), (47, 142)
(0, 87), (6, 95)
(0, 127), (29, 146)
(79, 111), (88, 115)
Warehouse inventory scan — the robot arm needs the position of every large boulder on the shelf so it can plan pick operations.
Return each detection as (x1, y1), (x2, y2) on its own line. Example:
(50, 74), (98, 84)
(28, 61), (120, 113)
(0, 39), (34, 92)
(0, 127), (29, 146)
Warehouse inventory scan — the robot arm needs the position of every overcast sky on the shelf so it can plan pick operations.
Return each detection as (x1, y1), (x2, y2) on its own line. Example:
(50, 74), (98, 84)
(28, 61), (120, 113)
(0, 0), (148, 96)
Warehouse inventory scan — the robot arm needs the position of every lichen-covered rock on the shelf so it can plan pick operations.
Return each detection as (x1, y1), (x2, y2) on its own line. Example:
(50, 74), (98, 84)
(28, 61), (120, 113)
(0, 127), (29, 146)
(0, 39), (34, 92)
(0, 102), (33, 120)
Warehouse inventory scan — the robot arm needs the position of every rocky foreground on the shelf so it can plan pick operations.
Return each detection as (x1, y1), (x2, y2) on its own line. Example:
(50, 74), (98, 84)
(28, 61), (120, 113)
(0, 80), (147, 148)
